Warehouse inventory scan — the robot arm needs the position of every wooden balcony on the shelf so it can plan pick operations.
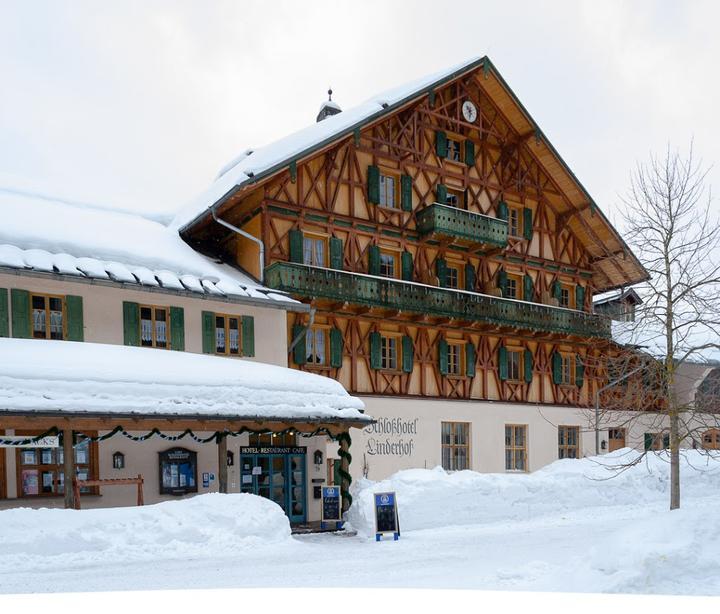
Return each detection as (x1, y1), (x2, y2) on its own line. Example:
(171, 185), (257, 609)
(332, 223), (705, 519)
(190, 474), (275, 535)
(415, 203), (508, 249)
(265, 262), (611, 339)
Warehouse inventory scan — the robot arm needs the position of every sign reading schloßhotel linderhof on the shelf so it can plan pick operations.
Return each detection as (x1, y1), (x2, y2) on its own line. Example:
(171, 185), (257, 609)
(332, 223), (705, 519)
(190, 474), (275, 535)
(364, 418), (418, 457)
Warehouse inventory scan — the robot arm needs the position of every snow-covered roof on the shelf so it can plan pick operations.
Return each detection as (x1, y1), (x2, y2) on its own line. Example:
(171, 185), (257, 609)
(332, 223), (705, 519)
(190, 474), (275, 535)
(0, 188), (300, 308)
(172, 56), (485, 230)
(594, 288), (643, 307)
(0, 338), (369, 423)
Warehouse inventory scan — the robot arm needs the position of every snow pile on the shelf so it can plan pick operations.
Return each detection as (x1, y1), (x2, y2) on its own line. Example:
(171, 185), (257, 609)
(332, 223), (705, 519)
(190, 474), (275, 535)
(0, 338), (368, 420)
(347, 448), (720, 536)
(0, 188), (296, 305)
(0, 493), (292, 572)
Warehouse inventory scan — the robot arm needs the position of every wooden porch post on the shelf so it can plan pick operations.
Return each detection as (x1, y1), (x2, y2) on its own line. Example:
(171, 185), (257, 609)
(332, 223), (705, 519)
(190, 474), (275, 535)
(62, 428), (76, 509)
(217, 433), (228, 494)
(338, 431), (352, 515)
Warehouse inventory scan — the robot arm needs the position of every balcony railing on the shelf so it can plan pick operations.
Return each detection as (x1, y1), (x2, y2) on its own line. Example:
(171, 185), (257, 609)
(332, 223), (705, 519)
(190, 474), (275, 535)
(415, 203), (508, 248)
(265, 262), (611, 338)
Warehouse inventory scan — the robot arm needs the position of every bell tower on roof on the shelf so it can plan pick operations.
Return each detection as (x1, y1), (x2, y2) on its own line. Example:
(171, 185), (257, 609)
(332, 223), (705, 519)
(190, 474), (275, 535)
(316, 88), (342, 122)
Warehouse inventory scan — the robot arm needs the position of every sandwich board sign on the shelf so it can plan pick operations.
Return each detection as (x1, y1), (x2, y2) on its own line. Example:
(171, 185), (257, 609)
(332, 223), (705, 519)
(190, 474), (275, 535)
(374, 491), (400, 541)
(321, 486), (343, 530)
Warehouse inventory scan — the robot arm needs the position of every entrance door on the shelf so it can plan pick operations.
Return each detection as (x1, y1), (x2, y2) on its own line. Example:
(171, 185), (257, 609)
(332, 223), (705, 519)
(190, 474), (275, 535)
(608, 428), (626, 452)
(240, 451), (306, 523)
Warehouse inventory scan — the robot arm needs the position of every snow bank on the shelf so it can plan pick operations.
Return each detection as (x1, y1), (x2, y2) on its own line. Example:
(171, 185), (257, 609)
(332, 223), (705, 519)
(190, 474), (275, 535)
(0, 338), (368, 420)
(347, 448), (720, 536)
(0, 493), (292, 572)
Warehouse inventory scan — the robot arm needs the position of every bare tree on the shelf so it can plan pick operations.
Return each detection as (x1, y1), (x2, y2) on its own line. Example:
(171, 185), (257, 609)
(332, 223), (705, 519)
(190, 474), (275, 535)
(600, 141), (720, 510)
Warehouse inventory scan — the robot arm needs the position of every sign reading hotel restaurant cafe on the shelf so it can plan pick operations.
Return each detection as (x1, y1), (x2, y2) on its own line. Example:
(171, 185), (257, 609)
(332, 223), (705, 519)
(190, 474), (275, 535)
(320, 486), (342, 530)
(0, 436), (60, 448)
(374, 491), (400, 541)
(240, 447), (307, 455)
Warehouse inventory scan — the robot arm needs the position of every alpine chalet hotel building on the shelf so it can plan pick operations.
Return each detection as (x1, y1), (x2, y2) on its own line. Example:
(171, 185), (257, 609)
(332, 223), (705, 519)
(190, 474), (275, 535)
(176, 56), (649, 481)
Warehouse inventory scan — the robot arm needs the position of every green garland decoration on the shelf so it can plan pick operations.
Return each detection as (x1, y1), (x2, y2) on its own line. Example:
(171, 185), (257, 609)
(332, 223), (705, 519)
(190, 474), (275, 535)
(337, 431), (353, 510)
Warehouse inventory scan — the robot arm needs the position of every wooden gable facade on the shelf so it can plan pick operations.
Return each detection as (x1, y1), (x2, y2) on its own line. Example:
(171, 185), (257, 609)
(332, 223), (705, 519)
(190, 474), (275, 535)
(181, 58), (647, 408)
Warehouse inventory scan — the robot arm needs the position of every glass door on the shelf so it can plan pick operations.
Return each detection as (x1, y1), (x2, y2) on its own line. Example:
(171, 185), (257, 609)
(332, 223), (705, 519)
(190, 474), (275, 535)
(287, 454), (306, 523)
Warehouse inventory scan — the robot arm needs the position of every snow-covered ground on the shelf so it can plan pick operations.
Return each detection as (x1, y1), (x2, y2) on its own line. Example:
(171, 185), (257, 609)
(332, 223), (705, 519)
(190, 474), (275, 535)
(2, 449), (719, 596)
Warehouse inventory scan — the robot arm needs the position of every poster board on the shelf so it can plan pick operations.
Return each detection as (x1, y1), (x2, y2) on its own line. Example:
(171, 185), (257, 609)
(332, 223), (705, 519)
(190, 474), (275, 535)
(374, 491), (399, 541)
(320, 486), (343, 529)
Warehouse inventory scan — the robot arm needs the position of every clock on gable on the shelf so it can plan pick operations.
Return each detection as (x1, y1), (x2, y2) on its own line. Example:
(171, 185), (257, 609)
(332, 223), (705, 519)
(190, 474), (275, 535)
(461, 100), (477, 123)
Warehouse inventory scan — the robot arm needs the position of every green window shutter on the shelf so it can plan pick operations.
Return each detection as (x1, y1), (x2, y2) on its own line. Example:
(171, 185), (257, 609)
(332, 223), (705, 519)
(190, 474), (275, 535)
(576, 354), (585, 389)
(575, 285), (585, 311)
(523, 274), (534, 302)
(122, 301), (140, 346)
(329, 237), (344, 270)
(201, 310), (215, 354)
(330, 328), (343, 368)
(435, 130), (448, 158)
(438, 338), (449, 376)
(523, 207), (533, 240)
(498, 346), (508, 381)
(369, 331), (381, 370)
(401, 251), (414, 281)
(644, 433), (653, 451)
(400, 175), (413, 212)
(169, 306), (184, 351)
(552, 352), (562, 385)
(436, 258), (448, 287)
(0, 288), (8, 338)
(553, 280), (562, 301)
(64, 295), (84, 342)
(289, 229), (304, 263)
(10, 289), (30, 339)
(402, 335), (414, 373)
(497, 200), (508, 221)
(368, 245), (381, 275)
(436, 184), (447, 205)
(292, 324), (307, 365)
(662, 434), (670, 449)
(497, 268), (507, 296)
(367, 165), (380, 204)
(464, 263), (476, 292)
(524, 349), (533, 383)
(464, 140), (475, 167)
(242, 315), (255, 357)
(466, 343), (476, 377)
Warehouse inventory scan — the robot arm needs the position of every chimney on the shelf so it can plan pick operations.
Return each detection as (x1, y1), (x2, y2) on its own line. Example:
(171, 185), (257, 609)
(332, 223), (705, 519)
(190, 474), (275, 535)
(316, 88), (341, 122)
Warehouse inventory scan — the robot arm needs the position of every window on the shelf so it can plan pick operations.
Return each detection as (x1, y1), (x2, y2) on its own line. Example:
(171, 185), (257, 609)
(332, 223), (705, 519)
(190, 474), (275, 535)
(505, 274), (522, 300)
(445, 187), (464, 209)
(17, 432), (96, 497)
(379, 250), (398, 279)
(379, 173), (398, 209)
(31, 294), (64, 340)
(303, 233), (326, 267)
(446, 264), (463, 289)
(140, 305), (170, 349)
(250, 432), (297, 447)
(506, 349), (522, 381)
(446, 137), (461, 162)
(558, 426), (580, 459)
(441, 422), (470, 471)
(381, 335), (398, 370)
(159, 448), (198, 495)
(214, 314), (241, 355)
(645, 432), (669, 451)
(702, 429), (720, 450)
(560, 353), (575, 385)
(608, 428), (626, 452)
(508, 207), (522, 237)
(559, 284), (574, 309)
(446, 341), (464, 376)
(306, 327), (327, 365)
(505, 425), (527, 471)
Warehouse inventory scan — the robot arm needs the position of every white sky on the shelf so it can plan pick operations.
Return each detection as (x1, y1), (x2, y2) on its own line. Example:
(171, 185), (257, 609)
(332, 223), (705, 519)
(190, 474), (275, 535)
(1, 0), (718, 226)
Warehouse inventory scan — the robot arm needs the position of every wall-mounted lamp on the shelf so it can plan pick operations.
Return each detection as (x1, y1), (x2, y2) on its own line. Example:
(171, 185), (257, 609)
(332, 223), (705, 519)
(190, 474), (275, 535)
(313, 450), (324, 468)
(227, 450), (235, 467)
(112, 451), (125, 470)
(601, 440), (607, 451)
